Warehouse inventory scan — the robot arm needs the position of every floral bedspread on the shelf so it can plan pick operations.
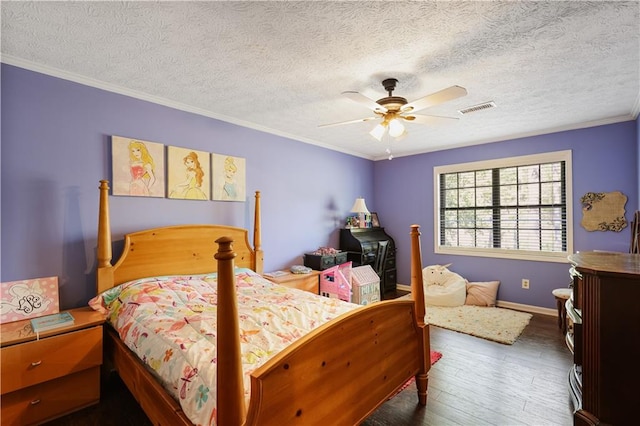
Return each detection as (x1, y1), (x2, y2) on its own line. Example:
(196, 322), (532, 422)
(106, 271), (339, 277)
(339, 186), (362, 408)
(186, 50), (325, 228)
(88, 268), (359, 426)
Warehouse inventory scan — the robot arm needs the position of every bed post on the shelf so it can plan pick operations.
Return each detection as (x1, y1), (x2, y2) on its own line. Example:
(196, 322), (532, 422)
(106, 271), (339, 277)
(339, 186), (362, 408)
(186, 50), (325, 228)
(410, 224), (430, 405)
(215, 236), (246, 426)
(253, 190), (264, 274)
(97, 180), (114, 294)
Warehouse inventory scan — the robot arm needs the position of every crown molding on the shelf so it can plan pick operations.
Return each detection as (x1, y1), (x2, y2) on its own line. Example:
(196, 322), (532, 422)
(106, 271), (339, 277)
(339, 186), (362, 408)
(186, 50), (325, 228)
(0, 55), (375, 160)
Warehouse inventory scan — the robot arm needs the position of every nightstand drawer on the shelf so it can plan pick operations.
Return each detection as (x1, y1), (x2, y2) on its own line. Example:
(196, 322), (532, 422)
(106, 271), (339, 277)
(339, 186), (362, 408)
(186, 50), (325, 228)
(265, 271), (320, 294)
(1, 367), (100, 425)
(282, 273), (320, 294)
(1, 325), (102, 394)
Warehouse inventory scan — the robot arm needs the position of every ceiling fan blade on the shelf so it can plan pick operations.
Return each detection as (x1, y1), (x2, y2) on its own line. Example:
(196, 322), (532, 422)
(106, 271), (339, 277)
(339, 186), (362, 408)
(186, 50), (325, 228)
(402, 85), (467, 113)
(318, 116), (379, 128)
(403, 114), (460, 125)
(342, 91), (388, 113)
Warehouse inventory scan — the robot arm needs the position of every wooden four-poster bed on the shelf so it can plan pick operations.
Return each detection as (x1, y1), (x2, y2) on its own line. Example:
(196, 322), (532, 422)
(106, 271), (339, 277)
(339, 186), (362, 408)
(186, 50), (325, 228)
(93, 180), (430, 425)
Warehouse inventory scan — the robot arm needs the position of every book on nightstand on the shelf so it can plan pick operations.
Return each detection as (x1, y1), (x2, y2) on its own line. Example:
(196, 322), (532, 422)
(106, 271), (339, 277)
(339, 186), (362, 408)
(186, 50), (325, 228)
(30, 311), (75, 333)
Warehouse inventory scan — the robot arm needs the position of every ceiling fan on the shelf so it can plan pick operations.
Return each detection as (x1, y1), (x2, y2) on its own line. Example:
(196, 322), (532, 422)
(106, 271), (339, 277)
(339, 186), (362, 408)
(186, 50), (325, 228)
(320, 78), (467, 141)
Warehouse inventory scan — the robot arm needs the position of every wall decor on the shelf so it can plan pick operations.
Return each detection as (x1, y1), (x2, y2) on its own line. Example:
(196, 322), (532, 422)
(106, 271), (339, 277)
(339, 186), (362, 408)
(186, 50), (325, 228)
(112, 136), (165, 197)
(1, 276), (59, 324)
(371, 212), (381, 227)
(580, 191), (628, 232)
(167, 146), (210, 200)
(212, 153), (246, 201)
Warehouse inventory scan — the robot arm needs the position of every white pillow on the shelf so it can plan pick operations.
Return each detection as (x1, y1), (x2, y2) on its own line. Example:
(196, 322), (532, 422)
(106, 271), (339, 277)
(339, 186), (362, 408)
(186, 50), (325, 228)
(465, 280), (500, 306)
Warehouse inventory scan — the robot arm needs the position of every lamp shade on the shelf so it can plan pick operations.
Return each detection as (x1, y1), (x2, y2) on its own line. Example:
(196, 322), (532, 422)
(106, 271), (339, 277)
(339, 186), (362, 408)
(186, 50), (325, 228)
(350, 197), (370, 213)
(369, 123), (386, 141)
(388, 119), (405, 137)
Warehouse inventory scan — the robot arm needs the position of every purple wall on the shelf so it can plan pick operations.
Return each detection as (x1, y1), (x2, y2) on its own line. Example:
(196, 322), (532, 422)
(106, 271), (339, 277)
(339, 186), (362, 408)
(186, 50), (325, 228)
(2, 64), (638, 311)
(1, 64), (373, 309)
(375, 121), (639, 309)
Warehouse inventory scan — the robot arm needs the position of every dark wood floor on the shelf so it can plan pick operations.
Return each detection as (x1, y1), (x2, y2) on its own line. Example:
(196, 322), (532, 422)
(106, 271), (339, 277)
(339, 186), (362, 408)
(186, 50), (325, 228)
(362, 313), (573, 426)
(45, 313), (573, 426)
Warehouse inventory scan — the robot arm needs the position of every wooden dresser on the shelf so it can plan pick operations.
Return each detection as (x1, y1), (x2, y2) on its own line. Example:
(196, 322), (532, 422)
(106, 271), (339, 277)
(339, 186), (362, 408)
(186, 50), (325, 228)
(567, 251), (640, 425)
(1, 307), (105, 425)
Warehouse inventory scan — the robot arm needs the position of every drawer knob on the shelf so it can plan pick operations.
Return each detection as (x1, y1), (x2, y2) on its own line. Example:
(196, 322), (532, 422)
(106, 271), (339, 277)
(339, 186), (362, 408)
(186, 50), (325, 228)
(30, 399), (41, 405)
(30, 360), (42, 367)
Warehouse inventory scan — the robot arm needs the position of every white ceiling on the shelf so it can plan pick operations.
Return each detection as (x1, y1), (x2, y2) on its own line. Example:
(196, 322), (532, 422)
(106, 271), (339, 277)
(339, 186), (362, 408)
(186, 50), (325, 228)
(2, 1), (639, 160)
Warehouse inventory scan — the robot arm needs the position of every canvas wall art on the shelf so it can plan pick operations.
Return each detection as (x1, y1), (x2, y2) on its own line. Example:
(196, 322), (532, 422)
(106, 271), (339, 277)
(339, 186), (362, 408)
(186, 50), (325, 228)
(212, 154), (246, 201)
(167, 146), (211, 200)
(112, 136), (165, 197)
(1, 276), (60, 324)
(580, 191), (628, 232)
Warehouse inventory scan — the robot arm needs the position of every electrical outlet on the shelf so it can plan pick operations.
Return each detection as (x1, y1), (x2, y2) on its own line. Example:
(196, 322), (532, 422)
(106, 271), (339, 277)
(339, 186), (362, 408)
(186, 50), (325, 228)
(522, 279), (530, 289)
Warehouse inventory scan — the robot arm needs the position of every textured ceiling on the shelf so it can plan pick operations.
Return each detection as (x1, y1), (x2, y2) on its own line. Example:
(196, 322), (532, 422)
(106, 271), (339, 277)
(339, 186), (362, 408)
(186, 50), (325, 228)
(2, 1), (639, 160)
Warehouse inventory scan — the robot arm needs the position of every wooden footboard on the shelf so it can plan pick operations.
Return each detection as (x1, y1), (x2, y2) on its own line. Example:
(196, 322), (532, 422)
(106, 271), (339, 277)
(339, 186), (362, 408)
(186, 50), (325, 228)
(244, 300), (423, 425)
(219, 224), (430, 425)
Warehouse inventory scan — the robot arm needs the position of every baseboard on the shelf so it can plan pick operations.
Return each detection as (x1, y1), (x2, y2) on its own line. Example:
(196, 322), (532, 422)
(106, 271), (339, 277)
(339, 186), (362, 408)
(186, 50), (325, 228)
(496, 301), (557, 317)
(397, 284), (411, 292)
(396, 284), (557, 317)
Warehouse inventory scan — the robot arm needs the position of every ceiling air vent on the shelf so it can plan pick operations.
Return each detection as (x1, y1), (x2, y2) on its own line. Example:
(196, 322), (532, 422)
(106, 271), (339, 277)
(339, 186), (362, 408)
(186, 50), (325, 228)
(458, 101), (496, 115)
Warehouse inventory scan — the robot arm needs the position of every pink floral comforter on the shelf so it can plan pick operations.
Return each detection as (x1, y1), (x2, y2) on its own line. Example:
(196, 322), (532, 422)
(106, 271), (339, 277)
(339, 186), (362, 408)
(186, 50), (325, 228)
(89, 268), (358, 425)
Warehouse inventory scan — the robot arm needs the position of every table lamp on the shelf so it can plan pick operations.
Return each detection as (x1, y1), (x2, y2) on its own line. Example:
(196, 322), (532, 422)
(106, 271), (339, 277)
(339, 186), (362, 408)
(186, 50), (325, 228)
(350, 198), (370, 228)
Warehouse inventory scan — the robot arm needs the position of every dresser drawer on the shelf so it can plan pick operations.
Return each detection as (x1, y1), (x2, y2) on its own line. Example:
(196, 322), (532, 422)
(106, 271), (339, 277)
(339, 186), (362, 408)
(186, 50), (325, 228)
(385, 256), (395, 270)
(385, 247), (396, 260)
(1, 325), (102, 394)
(1, 366), (100, 425)
(384, 268), (397, 289)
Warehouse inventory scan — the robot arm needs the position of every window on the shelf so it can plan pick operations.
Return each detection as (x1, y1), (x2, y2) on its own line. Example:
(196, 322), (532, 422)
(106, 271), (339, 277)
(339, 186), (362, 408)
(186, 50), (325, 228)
(434, 151), (573, 262)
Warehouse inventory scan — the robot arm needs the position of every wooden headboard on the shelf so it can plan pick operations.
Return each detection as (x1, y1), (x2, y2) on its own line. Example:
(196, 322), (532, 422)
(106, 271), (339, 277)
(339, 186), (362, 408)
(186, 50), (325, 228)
(96, 180), (264, 294)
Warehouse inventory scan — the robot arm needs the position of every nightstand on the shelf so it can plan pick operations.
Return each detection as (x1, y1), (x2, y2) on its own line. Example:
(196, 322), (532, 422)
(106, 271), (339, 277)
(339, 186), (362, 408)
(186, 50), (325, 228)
(265, 270), (321, 294)
(0, 306), (106, 425)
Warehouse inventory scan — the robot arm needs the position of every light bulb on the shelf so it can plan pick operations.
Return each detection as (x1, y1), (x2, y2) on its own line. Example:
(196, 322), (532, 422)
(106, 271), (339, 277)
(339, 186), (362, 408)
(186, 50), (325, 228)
(388, 119), (405, 138)
(369, 123), (386, 141)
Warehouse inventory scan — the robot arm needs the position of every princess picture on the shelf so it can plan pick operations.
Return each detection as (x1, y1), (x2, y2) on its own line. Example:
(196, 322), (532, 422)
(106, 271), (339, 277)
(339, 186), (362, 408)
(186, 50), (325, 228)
(212, 153), (245, 201)
(168, 146), (210, 200)
(112, 136), (165, 197)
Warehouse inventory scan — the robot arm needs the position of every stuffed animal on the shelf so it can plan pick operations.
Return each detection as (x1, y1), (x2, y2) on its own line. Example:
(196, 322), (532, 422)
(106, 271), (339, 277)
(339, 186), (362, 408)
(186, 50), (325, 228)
(422, 263), (467, 306)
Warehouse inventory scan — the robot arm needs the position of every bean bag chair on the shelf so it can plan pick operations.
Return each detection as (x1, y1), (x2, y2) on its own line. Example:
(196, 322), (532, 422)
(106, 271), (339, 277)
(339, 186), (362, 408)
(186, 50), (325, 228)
(422, 263), (466, 307)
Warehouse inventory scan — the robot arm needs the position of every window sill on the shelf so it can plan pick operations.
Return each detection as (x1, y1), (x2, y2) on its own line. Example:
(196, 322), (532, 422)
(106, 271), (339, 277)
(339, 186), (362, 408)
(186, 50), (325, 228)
(435, 247), (570, 263)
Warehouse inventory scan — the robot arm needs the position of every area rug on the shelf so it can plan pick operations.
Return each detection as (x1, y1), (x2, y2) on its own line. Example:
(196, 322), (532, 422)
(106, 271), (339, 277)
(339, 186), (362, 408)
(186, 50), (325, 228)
(429, 350), (442, 365)
(425, 305), (532, 345)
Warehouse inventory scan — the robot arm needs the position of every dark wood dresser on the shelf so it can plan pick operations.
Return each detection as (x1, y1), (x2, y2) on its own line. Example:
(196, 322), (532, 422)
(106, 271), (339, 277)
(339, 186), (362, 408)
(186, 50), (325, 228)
(339, 228), (396, 295)
(567, 251), (640, 425)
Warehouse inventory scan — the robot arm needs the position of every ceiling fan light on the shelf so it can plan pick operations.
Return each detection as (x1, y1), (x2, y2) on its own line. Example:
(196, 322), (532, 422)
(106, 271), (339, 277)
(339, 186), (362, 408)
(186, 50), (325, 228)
(369, 123), (386, 141)
(388, 119), (405, 137)
(395, 129), (408, 141)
